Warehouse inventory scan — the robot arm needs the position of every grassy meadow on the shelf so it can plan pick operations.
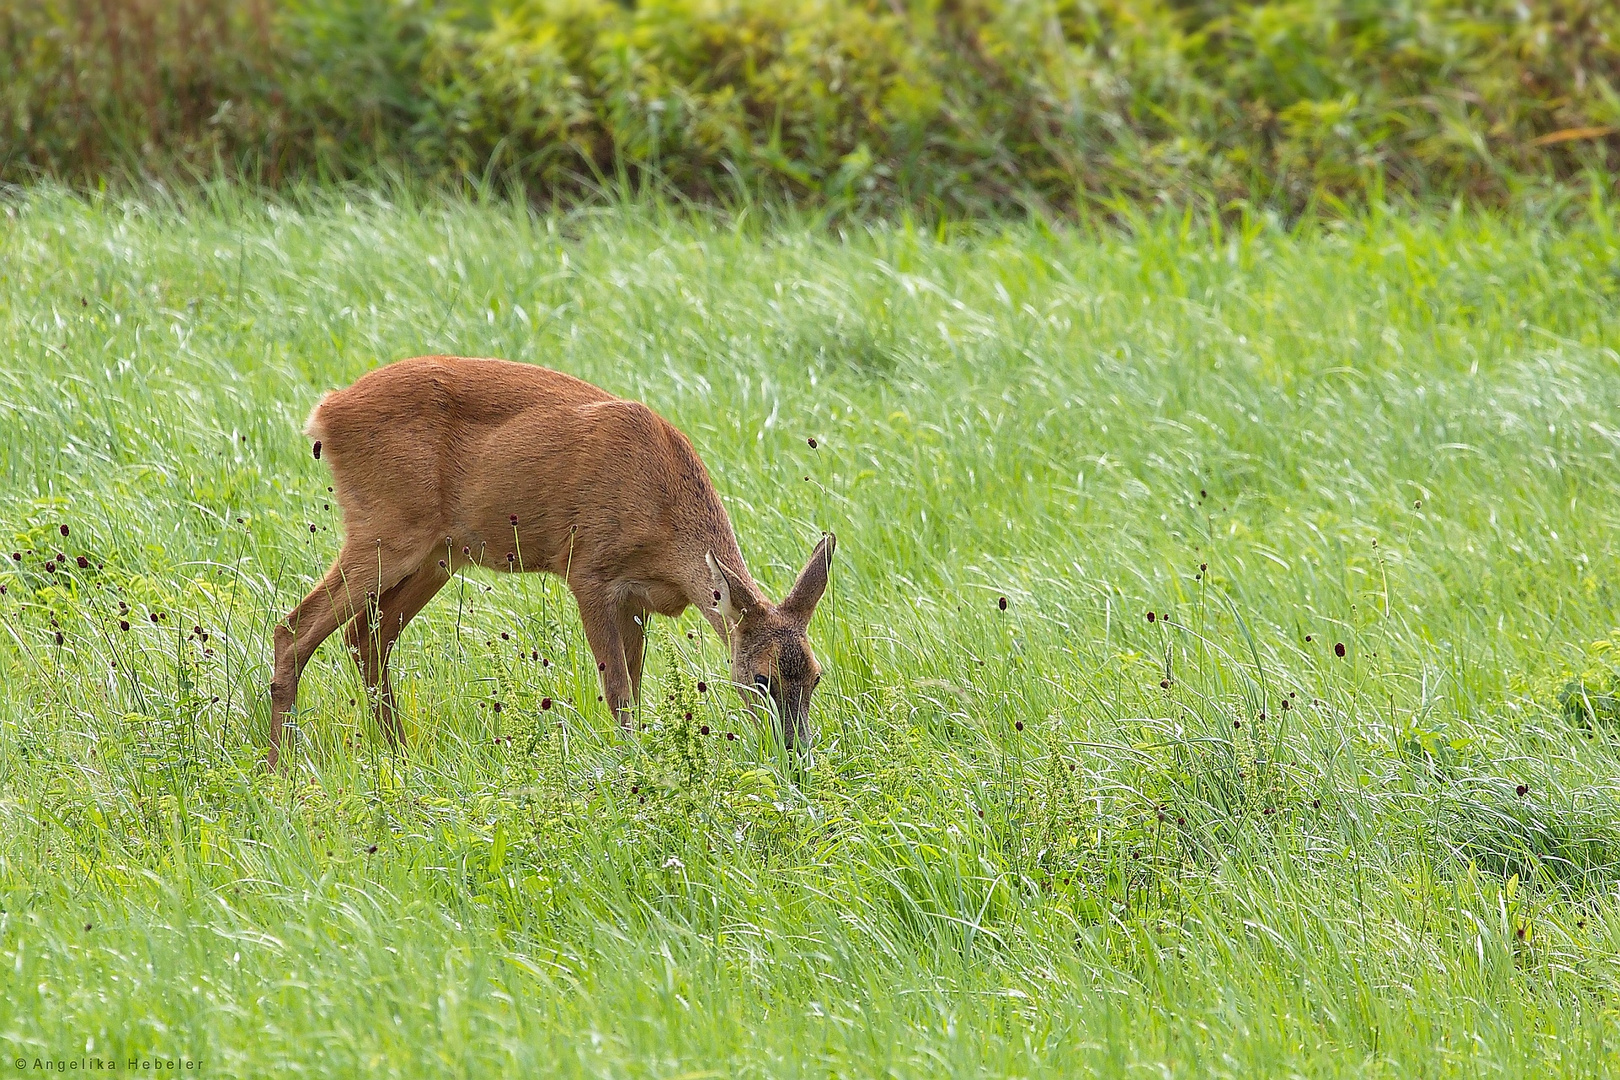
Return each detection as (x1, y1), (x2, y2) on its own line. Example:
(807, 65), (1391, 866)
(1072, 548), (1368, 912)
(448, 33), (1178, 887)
(3, 189), (1620, 1075)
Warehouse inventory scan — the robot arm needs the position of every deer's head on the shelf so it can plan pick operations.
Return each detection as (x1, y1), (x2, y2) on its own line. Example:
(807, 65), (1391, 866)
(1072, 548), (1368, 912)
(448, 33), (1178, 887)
(707, 534), (835, 749)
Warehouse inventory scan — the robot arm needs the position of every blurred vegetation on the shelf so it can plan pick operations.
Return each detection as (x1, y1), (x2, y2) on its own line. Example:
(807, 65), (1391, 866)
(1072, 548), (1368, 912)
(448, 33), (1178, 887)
(2, 0), (1618, 215)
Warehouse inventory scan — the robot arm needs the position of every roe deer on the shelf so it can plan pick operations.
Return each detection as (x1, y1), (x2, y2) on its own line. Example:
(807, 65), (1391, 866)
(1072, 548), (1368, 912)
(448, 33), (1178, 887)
(268, 355), (835, 769)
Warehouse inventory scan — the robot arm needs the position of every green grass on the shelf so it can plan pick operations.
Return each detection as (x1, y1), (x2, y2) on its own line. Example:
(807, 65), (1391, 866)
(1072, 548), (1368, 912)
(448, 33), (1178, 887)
(3, 187), (1620, 1077)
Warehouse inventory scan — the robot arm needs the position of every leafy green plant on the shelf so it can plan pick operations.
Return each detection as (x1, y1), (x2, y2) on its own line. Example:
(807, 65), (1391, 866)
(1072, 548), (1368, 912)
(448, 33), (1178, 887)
(5, 0), (1619, 214)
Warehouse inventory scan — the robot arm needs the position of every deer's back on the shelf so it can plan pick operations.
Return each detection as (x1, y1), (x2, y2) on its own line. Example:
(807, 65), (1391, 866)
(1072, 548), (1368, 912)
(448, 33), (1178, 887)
(308, 356), (734, 586)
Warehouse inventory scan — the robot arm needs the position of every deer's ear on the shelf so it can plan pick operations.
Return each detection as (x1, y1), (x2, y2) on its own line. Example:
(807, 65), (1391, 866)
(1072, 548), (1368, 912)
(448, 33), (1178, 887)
(707, 551), (756, 626)
(780, 533), (836, 626)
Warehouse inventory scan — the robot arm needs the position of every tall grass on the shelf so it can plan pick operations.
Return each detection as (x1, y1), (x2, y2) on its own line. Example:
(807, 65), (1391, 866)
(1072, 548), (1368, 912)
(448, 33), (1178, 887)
(2, 187), (1620, 1074)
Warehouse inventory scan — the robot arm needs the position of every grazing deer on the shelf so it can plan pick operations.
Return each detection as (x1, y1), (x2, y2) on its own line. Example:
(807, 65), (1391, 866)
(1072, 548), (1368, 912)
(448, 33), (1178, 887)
(268, 355), (835, 769)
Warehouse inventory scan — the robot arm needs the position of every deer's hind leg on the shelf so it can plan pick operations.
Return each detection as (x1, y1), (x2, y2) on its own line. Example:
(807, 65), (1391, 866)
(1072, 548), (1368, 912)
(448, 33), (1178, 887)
(345, 560), (449, 751)
(269, 540), (421, 769)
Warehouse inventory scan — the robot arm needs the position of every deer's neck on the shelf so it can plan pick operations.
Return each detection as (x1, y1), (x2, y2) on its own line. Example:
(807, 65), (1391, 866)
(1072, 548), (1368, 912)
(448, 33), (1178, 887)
(678, 516), (759, 643)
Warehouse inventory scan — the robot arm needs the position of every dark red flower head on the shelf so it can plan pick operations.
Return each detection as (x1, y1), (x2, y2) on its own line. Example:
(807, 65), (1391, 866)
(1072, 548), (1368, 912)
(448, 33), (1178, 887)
(1334, 642), (1346, 657)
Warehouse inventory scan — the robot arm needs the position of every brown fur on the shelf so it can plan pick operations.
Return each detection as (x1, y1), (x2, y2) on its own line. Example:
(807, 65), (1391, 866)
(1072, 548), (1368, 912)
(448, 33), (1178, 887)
(268, 356), (834, 767)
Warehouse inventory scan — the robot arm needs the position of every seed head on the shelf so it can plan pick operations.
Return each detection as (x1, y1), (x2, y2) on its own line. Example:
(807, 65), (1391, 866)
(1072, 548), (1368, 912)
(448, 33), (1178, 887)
(76, 556), (89, 569)
(509, 514), (519, 526)
(700, 724), (710, 735)
(312, 440), (322, 459)
(1305, 634), (1313, 642)
(725, 732), (735, 741)
(541, 697), (552, 710)
(59, 524), (69, 537)
(367, 844), (377, 854)
(500, 632), (509, 640)
(119, 620), (129, 632)
(1334, 642), (1346, 657)
(1146, 611), (1155, 623)
(807, 437), (818, 448)
(1515, 784), (1528, 797)
(1014, 720), (1024, 731)
(998, 596), (1008, 611)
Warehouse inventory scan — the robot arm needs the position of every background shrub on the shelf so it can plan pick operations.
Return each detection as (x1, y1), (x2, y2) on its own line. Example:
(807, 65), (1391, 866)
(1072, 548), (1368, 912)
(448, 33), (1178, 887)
(2, 0), (1618, 214)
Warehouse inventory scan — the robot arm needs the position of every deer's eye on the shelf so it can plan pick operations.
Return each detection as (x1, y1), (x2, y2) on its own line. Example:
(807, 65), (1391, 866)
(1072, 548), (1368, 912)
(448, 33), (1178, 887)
(754, 674), (771, 691)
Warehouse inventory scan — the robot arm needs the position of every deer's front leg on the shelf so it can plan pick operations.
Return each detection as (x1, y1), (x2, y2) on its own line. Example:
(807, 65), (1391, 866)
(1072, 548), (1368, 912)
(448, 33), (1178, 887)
(575, 588), (634, 729)
(617, 605), (649, 710)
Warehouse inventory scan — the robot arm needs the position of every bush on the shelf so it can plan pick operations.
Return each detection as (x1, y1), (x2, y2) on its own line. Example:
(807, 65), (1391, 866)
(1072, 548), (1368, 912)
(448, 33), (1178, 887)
(3, 0), (1618, 214)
